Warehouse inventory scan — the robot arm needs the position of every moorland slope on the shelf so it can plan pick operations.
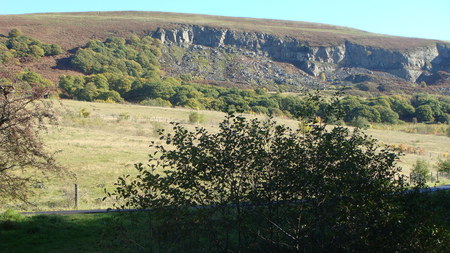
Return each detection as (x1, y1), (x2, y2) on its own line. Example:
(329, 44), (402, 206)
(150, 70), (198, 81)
(1, 11), (449, 91)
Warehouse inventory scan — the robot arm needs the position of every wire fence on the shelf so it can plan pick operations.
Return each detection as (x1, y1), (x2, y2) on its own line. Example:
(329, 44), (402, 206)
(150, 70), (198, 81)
(429, 171), (450, 183)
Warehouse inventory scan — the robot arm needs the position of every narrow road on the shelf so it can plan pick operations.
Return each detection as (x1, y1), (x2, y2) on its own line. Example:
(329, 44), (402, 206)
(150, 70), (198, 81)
(427, 184), (450, 191)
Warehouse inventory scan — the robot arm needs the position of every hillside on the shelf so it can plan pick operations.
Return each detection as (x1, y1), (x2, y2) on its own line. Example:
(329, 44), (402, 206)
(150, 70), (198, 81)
(0, 11), (439, 49)
(0, 11), (449, 92)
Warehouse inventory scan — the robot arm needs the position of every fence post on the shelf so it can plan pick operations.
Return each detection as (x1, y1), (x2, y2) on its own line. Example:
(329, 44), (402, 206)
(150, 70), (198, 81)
(75, 184), (78, 209)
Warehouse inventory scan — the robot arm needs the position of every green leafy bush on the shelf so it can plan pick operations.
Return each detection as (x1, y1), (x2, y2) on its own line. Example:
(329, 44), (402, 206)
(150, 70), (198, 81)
(188, 111), (205, 123)
(436, 158), (450, 173)
(108, 114), (448, 252)
(1, 209), (24, 222)
(8, 29), (22, 38)
(0, 209), (24, 230)
(139, 98), (172, 107)
(350, 116), (370, 129)
(4, 29), (62, 60)
(16, 71), (53, 88)
(70, 36), (161, 78)
(410, 159), (430, 185)
(78, 108), (91, 118)
(416, 105), (435, 122)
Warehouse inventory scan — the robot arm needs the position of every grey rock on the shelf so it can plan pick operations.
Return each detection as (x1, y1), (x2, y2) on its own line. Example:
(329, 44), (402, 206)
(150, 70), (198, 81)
(152, 25), (450, 86)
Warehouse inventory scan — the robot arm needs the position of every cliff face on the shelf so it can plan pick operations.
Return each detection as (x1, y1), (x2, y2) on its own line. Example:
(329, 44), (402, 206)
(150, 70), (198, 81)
(152, 25), (450, 85)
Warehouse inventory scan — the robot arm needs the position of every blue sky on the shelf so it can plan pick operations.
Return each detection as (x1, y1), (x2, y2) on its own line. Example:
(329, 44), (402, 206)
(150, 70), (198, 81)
(2, 0), (449, 41)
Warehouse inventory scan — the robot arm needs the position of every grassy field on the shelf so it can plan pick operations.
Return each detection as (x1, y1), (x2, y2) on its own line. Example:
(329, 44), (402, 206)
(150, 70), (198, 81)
(1, 99), (449, 212)
(2, 100), (236, 211)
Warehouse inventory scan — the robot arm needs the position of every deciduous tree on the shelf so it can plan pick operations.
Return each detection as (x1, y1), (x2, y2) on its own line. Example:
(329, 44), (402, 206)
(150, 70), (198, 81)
(0, 70), (63, 202)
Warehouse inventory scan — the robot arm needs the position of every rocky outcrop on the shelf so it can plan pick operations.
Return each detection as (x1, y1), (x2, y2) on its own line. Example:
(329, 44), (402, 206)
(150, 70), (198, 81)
(152, 25), (450, 85)
(159, 44), (321, 89)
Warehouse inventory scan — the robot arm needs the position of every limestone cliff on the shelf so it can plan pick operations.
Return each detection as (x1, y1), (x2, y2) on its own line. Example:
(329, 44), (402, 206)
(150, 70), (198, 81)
(152, 25), (450, 87)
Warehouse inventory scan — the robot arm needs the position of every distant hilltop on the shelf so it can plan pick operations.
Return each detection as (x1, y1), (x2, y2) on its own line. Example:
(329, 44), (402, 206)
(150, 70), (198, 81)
(1, 11), (449, 90)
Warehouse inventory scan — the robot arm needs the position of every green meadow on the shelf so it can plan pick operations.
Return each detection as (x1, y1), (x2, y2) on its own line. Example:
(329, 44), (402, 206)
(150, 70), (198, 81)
(1, 99), (448, 212)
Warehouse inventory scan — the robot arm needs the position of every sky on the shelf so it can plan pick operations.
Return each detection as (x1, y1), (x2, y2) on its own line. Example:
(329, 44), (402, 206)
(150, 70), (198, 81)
(2, 0), (450, 41)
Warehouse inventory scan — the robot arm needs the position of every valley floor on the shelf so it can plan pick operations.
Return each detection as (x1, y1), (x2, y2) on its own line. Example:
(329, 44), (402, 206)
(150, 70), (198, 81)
(1, 99), (449, 211)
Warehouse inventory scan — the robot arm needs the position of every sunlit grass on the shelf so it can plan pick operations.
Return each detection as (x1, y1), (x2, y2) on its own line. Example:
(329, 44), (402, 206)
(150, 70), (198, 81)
(1, 99), (449, 212)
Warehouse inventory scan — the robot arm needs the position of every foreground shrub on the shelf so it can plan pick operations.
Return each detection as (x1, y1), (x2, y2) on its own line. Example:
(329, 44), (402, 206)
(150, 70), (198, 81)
(108, 114), (449, 252)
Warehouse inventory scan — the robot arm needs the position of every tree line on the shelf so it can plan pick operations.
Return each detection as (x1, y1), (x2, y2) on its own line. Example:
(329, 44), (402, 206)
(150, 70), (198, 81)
(58, 35), (449, 124)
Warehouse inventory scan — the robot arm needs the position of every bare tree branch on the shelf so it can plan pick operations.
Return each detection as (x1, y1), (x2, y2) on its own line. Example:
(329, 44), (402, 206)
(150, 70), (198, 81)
(0, 69), (65, 202)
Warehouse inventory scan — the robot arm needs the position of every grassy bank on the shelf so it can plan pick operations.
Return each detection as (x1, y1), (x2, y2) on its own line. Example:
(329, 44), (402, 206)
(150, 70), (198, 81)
(1, 189), (449, 252)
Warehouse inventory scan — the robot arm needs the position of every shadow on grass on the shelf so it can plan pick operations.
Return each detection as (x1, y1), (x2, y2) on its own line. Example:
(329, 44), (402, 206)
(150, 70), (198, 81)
(0, 212), (121, 253)
(2, 190), (450, 253)
(0, 209), (251, 253)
